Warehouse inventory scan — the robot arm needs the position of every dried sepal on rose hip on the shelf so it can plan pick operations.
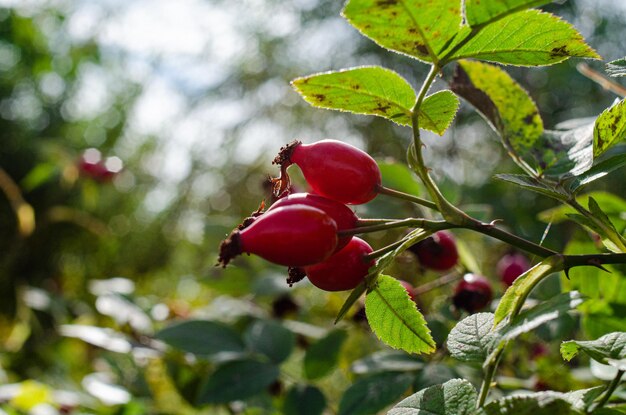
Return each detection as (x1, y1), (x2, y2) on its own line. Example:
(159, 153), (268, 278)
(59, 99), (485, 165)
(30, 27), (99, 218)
(217, 205), (338, 268)
(272, 139), (382, 205)
(303, 237), (374, 292)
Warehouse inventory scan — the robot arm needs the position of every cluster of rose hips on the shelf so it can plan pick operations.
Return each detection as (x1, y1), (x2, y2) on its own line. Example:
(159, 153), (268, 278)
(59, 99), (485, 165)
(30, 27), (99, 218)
(217, 139), (531, 314)
(78, 148), (123, 182)
(218, 139), (380, 292)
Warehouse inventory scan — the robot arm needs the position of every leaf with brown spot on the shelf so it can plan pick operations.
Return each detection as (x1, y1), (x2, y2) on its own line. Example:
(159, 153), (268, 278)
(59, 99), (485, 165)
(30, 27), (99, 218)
(342, 0), (462, 63)
(465, 0), (552, 27)
(445, 10), (600, 66)
(594, 97), (626, 157)
(292, 66), (460, 135)
(451, 60), (543, 163)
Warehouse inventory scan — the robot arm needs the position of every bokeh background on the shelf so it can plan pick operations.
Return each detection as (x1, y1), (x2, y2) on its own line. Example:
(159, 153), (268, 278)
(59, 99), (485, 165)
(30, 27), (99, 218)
(0, 0), (625, 413)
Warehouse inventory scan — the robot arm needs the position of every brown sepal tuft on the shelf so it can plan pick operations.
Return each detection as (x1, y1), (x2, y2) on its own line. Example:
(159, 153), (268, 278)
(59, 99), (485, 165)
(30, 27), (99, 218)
(217, 230), (243, 268)
(286, 267), (307, 287)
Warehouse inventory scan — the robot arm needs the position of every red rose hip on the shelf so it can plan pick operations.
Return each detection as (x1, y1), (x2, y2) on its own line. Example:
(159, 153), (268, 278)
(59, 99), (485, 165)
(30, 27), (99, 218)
(452, 273), (493, 313)
(409, 231), (458, 271)
(272, 139), (382, 205)
(496, 252), (531, 286)
(218, 205), (338, 267)
(304, 237), (374, 291)
(270, 193), (358, 250)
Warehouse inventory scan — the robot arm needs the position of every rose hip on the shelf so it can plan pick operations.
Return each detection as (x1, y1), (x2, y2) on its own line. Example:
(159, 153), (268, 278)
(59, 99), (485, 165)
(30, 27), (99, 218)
(409, 231), (459, 271)
(218, 205), (338, 267)
(304, 237), (374, 291)
(270, 193), (358, 250)
(452, 273), (493, 313)
(496, 252), (531, 286)
(272, 139), (382, 205)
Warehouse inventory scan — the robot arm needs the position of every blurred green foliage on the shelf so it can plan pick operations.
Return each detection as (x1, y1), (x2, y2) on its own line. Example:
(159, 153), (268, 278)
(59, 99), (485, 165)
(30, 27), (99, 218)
(0, 0), (624, 414)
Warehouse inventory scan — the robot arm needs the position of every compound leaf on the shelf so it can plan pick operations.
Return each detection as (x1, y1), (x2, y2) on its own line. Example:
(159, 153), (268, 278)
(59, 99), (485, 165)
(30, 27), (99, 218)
(155, 320), (245, 358)
(594, 98), (626, 157)
(365, 275), (435, 355)
(447, 10), (600, 66)
(342, 0), (462, 63)
(388, 379), (477, 415)
(465, 0), (552, 27)
(284, 385), (327, 415)
(244, 319), (295, 364)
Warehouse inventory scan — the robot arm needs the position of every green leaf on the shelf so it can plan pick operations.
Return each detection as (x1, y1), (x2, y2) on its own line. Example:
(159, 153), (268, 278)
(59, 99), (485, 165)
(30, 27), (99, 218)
(500, 291), (585, 342)
(342, 0), (462, 63)
(350, 351), (424, 375)
(447, 313), (498, 363)
(538, 191), (626, 230)
(244, 320), (295, 364)
(338, 372), (413, 415)
(419, 90), (460, 135)
(594, 98), (626, 157)
(365, 275), (435, 354)
(447, 10), (600, 66)
(335, 282), (367, 324)
(563, 387), (605, 411)
(561, 332), (626, 366)
(291, 67), (415, 126)
(494, 174), (569, 201)
(451, 60), (543, 159)
(292, 68), (459, 134)
(283, 385), (326, 415)
(465, 0), (553, 27)
(535, 123), (594, 177)
(494, 256), (564, 326)
(154, 320), (245, 358)
(569, 152), (626, 191)
(388, 379), (477, 415)
(607, 58), (626, 77)
(304, 330), (348, 380)
(476, 392), (580, 415)
(196, 359), (279, 404)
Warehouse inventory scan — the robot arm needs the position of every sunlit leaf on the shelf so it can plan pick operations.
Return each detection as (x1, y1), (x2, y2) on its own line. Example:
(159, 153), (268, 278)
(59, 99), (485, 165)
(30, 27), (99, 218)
(494, 256), (564, 326)
(561, 332), (626, 367)
(451, 60), (543, 160)
(447, 10), (600, 66)
(594, 98), (626, 157)
(569, 152), (626, 191)
(418, 90), (460, 135)
(388, 379), (477, 415)
(292, 66), (415, 126)
(342, 0), (462, 63)
(465, 0), (553, 27)
(365, 275), (435, 354)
